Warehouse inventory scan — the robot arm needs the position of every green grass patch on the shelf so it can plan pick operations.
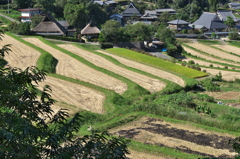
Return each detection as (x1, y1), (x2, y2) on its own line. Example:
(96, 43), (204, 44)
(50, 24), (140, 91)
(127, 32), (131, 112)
(106, 48), (207, 78)
(6, 32), (58, 73)
(228, 40), (240, 48)
(198, 39), (222, 45)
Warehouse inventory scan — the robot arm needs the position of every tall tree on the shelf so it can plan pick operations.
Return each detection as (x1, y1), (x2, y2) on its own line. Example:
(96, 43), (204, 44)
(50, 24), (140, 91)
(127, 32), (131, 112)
(208, 0), (220, 11)
(13, 0), (35, 8)
(35, 0), (55, 13)
(64, 3), (88, 29)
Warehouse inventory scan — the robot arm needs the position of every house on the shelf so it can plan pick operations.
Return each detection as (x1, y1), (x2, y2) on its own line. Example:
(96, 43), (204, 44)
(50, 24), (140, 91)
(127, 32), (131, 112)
(191, 12), (227, 31)
(140, 13), (157, 24)
(155, 8), (176, 16)
(217, 10), (239, 22)
(228, 2), (240, 9)
(57, 20), (77, 37)
(81, 22), (101, 40)
(167, 19), (191, 30)
(18, 8), (41, 23)
(32, 13), (67, 36)
(110, 13), (122, 24)
(121, 3), (142, 24)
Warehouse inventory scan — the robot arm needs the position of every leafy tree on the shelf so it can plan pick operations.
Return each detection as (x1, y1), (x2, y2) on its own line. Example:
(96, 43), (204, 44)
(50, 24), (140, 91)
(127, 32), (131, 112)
(156, 26), (176, 44)
(99, 20), (123, 43)
(156, 0), (170, 8)
(13, 0), (35, 8)
(157, 12), (175, 27)
(123, 22), (153, 42)
(35, 0), (55, 13)
(64, 3), (88, 29)
(0, 32), (130, 158)
(224, 16), (235, 30)
(208, 0), (220, 11)
(30, 14), (44, 29)
(9, 22), (31, 35)
(229, 30), (240, 40)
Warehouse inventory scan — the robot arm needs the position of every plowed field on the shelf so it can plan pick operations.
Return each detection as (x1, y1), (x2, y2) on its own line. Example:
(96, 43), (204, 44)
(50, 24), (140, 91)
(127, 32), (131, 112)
(187, 43), (240, 62)
(23, 38), (127, 94)
(96, 50), (185, 87)
(110, 117), (237, 158)
(38, 76), (105, 114)
(1, 35), (41, 69)
(57, 44), (165, 93)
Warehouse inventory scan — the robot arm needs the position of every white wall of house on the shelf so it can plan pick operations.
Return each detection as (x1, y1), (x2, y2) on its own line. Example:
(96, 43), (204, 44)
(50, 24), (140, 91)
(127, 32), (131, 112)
(20, 10), (40, 22)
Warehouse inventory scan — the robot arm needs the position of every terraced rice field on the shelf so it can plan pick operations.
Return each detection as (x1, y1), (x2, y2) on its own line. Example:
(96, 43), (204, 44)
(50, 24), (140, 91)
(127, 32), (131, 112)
(23, 38), (127, 94)
(110, 117), (237, 158)
(213, 44), (240, 55)
(38, 76), (105, 114)
(1, 35), (41, 69)
(97, 50), (185, 87)
(186, 43), (240, 62)
(57, 44), (166, 93)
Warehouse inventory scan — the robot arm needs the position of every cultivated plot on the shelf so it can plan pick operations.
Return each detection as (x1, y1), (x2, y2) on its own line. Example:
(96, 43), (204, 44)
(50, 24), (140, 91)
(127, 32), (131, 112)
(187, 43), (240, 62)
(58, 44), (166, 93)
(1, 35), (41, 69)
(97, 50), (185, 87)
(23, 38), (127, 94)
(38, 76), (105, 114)
(213, 45), (240, 56)
(110, 117), (237, 158)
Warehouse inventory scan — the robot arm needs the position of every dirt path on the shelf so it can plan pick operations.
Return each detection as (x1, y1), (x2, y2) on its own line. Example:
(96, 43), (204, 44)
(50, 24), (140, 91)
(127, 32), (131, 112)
(186, 43), (240, 62)
(1, 35), (41, 70)
(183, 46), (240, 67)
(23, 38), (127, 94)
(213, 45), (240, 55)
(110, 117), (237, 158)
(97, 50), (185, 87)
(38, 76), (105, 114)
(57, 44), (166, 93)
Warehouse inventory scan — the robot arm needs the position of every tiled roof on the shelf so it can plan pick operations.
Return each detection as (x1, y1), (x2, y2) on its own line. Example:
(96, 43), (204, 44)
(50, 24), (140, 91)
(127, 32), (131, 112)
(122, 3), (142, 17)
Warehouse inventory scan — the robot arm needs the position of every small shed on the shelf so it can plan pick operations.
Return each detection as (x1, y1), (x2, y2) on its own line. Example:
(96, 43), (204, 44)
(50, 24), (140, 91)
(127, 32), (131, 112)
(81, 22), (101, 40)
(32, 13), (67, 36)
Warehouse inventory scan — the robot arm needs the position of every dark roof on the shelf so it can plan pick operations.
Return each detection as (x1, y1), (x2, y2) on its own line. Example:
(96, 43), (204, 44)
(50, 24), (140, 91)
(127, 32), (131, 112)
(140, 13), (157, 20)
(81, 22), (100, 35)
(57, 21), (69, 27)
(122, 3), (142, 17)
(18, 8), (40, 11)
(217, 10), (239, 22)
(229, 2), (240, 9)
(32, 13), (67, 35)
(192, 12), (227, 30)
(167, 19), (189, 25)
(155, 8), (176, 13)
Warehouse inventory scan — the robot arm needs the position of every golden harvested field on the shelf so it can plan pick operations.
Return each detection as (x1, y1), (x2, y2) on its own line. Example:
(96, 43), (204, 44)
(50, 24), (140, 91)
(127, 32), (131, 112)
(183, 46), (240, 67)
(57, 44), (166, 93)
(187, 43), (240, 62)
(97, 50), (185, 87)
(38, 76), (105, 114)
(110, 117), (237, 158)
(1, 35), (41, 69)
(23, 38), (127, 94)
(213, 44), (240, 55)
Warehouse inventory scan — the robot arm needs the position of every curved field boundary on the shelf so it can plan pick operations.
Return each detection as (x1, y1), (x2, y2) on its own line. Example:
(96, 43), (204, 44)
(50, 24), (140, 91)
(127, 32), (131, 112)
(1, 34), (41, 70)
(96, 50), (185, 87)
(106, 48), (207, 78)
(183, 46), (240, 68)
(23, 38), (127, 95)
(39, 76), (105, 114)
(213, 44), (240, 56)
(57, 44), (166, 93)
(186, 43), (240, 62)
(110, 116), (237, 158)
(202, 68), (240, 81)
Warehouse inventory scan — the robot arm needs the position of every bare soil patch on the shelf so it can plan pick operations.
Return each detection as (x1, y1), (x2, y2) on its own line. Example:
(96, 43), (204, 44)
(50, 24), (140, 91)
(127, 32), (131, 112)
(213, 45), (240, 56)
(97, 50), (185, 87)
(183, 46), (240, 67)
(187, 43), (240, 62)
(127, 149), (167, 159)
(110, 117), (237, 158)
(57, 44), (166, 93)
(1, 35), (41, 69)
(23, 38), (127, 94)
(38, 76), (105, 114)
(203, 91), (240, 100)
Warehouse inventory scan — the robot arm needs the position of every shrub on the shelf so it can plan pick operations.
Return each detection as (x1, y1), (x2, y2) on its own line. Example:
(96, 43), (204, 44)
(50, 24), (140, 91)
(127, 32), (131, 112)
(188, 60), (195, 64)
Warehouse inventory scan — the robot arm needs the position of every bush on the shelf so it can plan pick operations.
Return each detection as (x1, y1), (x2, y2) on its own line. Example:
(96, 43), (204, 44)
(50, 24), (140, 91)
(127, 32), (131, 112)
(100, 42), (113, 49)
(9, 22), (30, 35)
(188, 60), (195, 64)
